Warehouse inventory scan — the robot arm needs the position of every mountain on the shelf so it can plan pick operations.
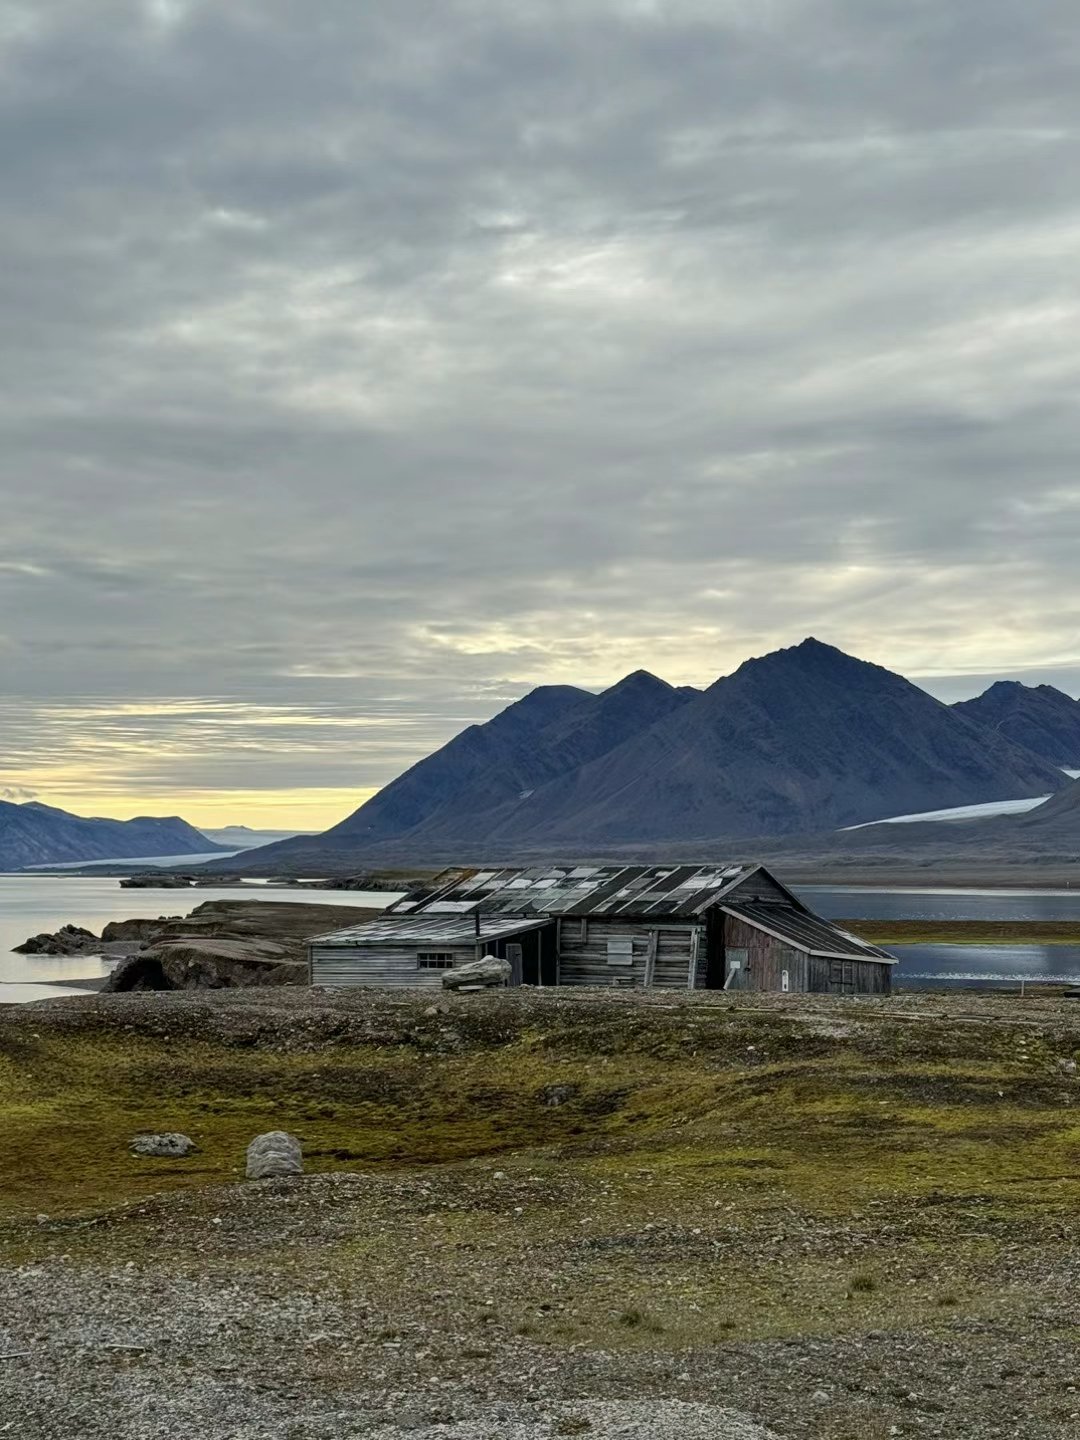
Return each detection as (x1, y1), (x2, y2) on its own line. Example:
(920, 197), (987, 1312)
(201, 826), (314, 850)
(478, 639), (1067, 848)
(0, 802), (225, 871)
(207, 672), (695, 871)
(1016, 775), (1080, 833)
(209, 641), (1068, 872)
(953, 681), (1080, 768)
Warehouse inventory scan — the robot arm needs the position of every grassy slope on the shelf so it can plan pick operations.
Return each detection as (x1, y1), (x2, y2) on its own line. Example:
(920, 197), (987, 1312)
(841, 918), (1080, 946)
(5, 990), (1080, 1436)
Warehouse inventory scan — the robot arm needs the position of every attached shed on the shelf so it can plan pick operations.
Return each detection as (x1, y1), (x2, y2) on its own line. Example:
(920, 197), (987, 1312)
(309, 912), (556, 989)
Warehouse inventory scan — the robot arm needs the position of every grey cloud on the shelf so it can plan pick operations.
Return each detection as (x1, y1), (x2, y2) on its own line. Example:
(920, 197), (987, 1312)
(2, 0), (1079, 814)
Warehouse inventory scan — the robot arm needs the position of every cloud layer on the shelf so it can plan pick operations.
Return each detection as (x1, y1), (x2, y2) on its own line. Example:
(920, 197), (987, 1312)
(3, 1), (1079, 823)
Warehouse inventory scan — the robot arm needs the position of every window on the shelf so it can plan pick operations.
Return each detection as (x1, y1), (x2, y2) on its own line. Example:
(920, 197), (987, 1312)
(417, 952), (455, 971)
(607, 938), (634, 966)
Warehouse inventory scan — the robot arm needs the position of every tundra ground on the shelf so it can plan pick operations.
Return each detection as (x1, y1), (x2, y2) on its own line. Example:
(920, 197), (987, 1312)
(1, 987), (1079, 1438)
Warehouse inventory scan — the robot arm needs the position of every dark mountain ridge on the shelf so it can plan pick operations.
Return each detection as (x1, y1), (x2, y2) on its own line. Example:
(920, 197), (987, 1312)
(224, 672), (694, 871)
(474, 640), (1066, 848)
(0, 802), (223, 871)
(208, 640), (1068, 873)
(953, 680), (1080, 768)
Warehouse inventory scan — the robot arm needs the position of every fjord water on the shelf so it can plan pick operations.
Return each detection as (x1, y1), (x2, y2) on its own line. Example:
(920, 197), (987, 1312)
(4, 876), (1080, 999)
(803, 885), (1080, 988)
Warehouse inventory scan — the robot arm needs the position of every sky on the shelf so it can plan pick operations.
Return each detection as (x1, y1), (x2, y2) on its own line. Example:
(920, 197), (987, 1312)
(2, 0), (1080, 830)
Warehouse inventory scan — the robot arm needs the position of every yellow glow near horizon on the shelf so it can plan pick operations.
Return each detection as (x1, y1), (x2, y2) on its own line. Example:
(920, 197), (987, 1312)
(10, 787), (375, 832)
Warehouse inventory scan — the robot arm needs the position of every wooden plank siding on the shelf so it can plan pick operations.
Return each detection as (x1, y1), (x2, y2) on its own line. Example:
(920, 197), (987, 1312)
(722, 913), (892, 995)
(557, 918), (700, 989)
(724, 868), (798, 904)
(310, 942), (476, 989)
(808, 954), (892, 995)
(722, 913), (808, 992)
(311, 924), (557, 990)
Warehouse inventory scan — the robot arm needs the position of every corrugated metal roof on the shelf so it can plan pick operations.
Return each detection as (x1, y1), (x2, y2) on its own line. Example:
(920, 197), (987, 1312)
(310, 914), (552, 947)
(385, 863), (755, 920)
(722, 901), (894, 963)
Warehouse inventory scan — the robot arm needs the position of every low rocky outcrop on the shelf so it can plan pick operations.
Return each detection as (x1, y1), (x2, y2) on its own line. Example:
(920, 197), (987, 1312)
(441, 956), (512, 991)
(104, 938), (305, 992)
(129, 1133), (197, 1158)
(14, 925), (100, 956)
(246, 1131), (302, 1179)
(119, 874), (197, 889)
(100, 917), (179, 944)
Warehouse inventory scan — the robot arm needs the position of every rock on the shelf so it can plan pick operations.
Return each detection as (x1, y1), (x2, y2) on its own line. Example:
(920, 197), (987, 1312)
(14, 925), (98, 956)
(540, 1083), (577, 1108)
(1059, 1059), (1077, 1076)
(101, 917), (176, 944)
(441, 956), (512, 991)
(129, 1133), (197, 1158)
(103, 938), (305, 993)
(119, 874), (195, 888)
(246, 1131), (303, 1180)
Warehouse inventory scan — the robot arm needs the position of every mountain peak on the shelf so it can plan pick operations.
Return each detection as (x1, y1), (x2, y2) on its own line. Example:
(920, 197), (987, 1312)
(601, 669), (674, 699)
(954, 677), (1080, 768)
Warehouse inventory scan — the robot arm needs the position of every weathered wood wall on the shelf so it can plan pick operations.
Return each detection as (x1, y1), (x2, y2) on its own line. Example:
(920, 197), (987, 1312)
(722, 914), (808, 992)
(557, 917), (700, 989)
(724, 870), (796, 904)
(310, 942), (476, 989)
(310, 924), (557, 989)
(808, 955), (892, 995)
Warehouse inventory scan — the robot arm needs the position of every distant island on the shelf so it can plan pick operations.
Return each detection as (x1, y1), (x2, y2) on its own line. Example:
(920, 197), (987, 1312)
(0, 800), (229, 871)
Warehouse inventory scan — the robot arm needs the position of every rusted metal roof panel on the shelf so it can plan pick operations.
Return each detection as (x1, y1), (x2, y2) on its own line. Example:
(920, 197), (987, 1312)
(384, 862), (756, 920)
(722, 901), (894, 962)
(309, 914), (551, 947)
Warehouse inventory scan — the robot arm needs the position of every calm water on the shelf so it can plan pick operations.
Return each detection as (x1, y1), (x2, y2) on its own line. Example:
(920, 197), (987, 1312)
(799, 885), (1080, 989)
(5, 877), (1080, 1001)
(801, 885), (1080, 923)
(0, 876), (397, 995)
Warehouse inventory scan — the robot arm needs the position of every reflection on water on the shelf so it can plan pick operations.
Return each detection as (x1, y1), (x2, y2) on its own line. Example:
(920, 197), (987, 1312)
(891, 943), (1080, 989)
(0, 983), (91, 1003)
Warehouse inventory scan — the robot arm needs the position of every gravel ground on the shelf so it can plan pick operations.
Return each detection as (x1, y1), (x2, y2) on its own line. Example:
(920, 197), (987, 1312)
(5, 987), (1080, 1438)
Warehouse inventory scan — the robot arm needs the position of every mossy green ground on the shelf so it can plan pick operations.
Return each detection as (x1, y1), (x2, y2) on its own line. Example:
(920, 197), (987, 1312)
(6, 991), (1080, 1436)
(841, 917), (1080, 945)
(3, 994), (1080, 1221)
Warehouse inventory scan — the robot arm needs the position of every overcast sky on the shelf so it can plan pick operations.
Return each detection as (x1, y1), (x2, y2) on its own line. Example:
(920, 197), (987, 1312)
(2, 0), (1080, 828)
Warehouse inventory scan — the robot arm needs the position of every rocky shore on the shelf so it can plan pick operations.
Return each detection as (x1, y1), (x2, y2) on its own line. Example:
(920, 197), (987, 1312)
(15, 900), (378, 990)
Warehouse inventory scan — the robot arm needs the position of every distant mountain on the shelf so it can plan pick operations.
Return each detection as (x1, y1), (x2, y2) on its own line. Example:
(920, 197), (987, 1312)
(202, 826), (314, 850)
(207, 640), (1068, 872)
(206, 672), (695, 871)
(0, 802), (225, 871)
(953, 681), (1080, 767)
(1016, 775), (1080, 833)
(479, 639), (1067, 848)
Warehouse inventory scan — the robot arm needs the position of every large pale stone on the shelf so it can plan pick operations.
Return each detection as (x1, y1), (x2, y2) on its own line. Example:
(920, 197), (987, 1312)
(441, 956), (512, 991)
(246, 1131), (303, 1180)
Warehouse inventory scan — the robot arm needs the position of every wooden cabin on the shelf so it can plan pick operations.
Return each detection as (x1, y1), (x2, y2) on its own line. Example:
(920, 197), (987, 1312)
(309, 912), (556, 989)
(309, 863), (894, 994)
